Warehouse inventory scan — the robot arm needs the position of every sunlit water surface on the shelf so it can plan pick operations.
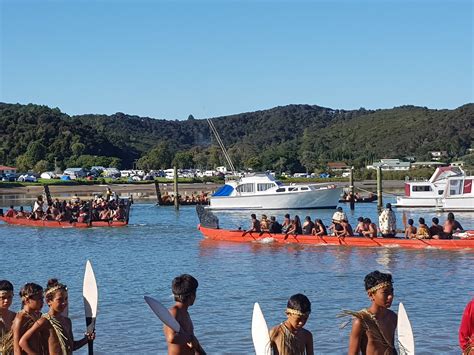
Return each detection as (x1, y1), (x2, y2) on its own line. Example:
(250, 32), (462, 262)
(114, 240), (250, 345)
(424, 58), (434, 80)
(1, 197), (473, 354)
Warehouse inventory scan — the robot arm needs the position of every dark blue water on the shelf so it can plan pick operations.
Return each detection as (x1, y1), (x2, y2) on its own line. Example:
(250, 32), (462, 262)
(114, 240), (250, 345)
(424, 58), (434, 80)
(1, 197), (473, 354)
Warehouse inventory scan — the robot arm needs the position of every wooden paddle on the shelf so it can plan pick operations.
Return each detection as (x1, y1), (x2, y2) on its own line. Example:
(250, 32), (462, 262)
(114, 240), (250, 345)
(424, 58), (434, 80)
(83, 260), (98, 355)
(398, 302), (415, 354)
(251, 303), (271, 355)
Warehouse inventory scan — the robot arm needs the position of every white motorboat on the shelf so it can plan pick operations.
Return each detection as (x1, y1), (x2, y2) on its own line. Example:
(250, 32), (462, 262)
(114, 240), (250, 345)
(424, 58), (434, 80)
(208, 173), (342, 210)
(395, 166), (464, 208)
(436, 174), (474, 211)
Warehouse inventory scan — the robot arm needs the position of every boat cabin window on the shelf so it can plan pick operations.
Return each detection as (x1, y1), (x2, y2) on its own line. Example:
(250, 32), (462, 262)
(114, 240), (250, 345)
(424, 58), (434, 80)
(412, 185), (431, 192)
(276, 188), (286, 192)
(300, 187), (309, 191)
(257, 183), (275, 191)
(236, 183), (254, 193)
(448, 180), (462, 196)
(288, 187), (296, 191)
(438, 190), (444, 195)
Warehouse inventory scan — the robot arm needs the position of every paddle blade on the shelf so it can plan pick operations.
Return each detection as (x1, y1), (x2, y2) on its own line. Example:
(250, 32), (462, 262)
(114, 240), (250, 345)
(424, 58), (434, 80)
(144, 296), (181, 333)
(251, 302), (271, 355)
(398, 302), (415, 354)
(83, 260), (98, 333)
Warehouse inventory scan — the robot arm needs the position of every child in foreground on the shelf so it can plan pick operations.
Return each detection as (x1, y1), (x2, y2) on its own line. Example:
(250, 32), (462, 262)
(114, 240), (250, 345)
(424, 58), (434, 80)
(342, 271), (397, 355)
(12, 283), (44, 354)
(164, 274), (206, 355)
(19, 279), (95, 355)
(0, 280), (16, 353)
(269, 293), (314, 355)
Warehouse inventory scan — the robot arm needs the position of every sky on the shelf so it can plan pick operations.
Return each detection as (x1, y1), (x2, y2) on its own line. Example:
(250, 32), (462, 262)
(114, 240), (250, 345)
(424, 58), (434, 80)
(0, 0), (472, 120)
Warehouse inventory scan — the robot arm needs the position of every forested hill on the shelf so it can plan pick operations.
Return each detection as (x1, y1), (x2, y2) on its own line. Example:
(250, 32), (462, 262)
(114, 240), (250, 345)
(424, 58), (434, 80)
(0, 102), (472, 173)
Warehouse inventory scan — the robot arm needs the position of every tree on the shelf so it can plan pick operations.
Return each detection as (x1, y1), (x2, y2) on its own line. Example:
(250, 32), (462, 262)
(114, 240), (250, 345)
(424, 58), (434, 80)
(137, 142), (173, 170)
(16, 154), (32, 172)
(34, 160), (50, 172)
(25, 141), (47, 165)
(172, 151), (194, 169)
(245, 156), (261, 170)
(71, 142), (86, 156)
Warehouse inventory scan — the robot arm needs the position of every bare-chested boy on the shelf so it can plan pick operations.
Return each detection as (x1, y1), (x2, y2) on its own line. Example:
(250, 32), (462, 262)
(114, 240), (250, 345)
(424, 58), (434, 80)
(270, 293), (314, 355)
(19, 279), (94, 355)
(345, 270), (397, 355)
(0, 280), (16, 352)
(164, 274), (206, 355)
(12, 283), (44, 354)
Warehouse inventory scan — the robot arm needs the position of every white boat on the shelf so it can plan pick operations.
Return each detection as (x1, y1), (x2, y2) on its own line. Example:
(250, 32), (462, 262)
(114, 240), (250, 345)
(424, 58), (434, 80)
(395, 166), (464, 208)
(208, 173), (342, 210)
(436, 175), (474, 211)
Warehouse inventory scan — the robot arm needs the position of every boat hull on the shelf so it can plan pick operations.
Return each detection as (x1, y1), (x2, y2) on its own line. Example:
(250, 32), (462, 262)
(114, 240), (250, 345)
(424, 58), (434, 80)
(197, 225), (474, 250)
(0, 216), (128, 228)
(395, 196), (440, 208)
(209, 187), (342, 210)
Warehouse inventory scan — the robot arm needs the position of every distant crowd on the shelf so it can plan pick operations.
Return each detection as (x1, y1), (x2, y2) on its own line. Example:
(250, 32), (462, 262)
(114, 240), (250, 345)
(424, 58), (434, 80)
(244, 204), (464, 240)
(3, 187), (127, 223)
(160, 191), (209, 205)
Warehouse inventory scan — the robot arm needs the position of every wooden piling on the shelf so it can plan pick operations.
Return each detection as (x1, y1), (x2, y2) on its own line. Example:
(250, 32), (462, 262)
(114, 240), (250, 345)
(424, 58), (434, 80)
(154, 180), (162, 205)
(377, 167), (383, 211)
(174, 166), (179, 210)
(349, 166), (355, 210)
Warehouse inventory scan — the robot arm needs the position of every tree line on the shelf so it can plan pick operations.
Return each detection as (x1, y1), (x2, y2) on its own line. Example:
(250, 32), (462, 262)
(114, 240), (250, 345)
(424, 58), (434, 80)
(0, 102), (472, 173)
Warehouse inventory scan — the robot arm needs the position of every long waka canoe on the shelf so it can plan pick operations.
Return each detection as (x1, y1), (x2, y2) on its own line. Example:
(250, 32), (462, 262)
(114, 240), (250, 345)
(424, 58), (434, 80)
(0, 216), (128, 228)
(197, 225), (474, 251)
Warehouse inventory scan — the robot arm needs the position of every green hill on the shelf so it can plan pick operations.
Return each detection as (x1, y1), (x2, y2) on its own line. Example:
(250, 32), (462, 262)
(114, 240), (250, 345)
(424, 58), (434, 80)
(0, 102), (472, 173)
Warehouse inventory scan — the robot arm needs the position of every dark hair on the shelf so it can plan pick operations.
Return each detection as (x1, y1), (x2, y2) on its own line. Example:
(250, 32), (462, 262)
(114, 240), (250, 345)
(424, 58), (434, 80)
(364, 271), (393, 292)
(364, 218), (372, 224)
(408, 219), (414, 226)
(419, 217), (425, 224)
(0, 280), (13, 292)
(358, 217), (364, 222)
(287, 293), (311, 314)
(337, 207), (343, 211)
(172, 274), (198, 303)
(9, 205), (14, 209)
(432, 217), (439, 224)
(19, 283), (43, 299)
(45, 279), (67, 302)
(447, 212), (455, 221)
(284, 214), (290, 219)
(305, 216), (311, 221)
(316, 219), (323, 224)
(270, 216), (276, 221)
(386, 203), (392, 209)
(251, 213), (256, 219)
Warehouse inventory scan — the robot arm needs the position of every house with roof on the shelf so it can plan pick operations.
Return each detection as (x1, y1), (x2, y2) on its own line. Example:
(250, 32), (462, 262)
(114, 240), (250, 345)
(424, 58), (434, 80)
(0, 166), (17, 174)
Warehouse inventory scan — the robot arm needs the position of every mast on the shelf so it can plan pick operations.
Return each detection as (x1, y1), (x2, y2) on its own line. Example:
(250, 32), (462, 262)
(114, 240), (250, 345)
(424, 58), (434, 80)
(207, 118), (237, 176)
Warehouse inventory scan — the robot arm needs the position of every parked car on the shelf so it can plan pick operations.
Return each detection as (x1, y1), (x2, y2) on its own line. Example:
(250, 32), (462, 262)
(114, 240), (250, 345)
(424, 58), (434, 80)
(17, 174), (37, 182)
(1, 173), (18, 182)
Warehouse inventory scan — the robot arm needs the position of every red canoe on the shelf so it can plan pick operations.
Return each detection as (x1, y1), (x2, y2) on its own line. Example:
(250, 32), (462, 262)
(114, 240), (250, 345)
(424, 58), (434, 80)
(197, 224), (474, 251)
(0, 216), (128, 228)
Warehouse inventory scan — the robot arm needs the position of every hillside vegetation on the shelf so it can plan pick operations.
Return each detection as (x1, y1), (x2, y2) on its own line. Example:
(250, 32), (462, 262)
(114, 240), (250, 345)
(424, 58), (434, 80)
(0, 102), (472, 173)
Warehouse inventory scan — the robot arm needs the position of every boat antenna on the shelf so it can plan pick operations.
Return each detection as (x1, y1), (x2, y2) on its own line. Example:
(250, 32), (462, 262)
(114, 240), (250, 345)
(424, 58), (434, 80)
(207, 118), (237, 175)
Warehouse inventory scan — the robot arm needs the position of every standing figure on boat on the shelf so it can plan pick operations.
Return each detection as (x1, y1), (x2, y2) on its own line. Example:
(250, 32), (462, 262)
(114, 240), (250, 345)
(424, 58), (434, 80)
(378, 203), (397, 238)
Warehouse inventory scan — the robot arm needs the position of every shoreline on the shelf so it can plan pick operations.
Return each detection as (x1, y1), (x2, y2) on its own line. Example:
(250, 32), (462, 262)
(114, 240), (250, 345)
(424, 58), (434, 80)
(0, 180), (405, 200)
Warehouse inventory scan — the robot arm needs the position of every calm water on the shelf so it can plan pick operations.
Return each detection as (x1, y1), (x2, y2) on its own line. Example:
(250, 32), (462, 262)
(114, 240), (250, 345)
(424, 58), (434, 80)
(1, 197), (473, 354)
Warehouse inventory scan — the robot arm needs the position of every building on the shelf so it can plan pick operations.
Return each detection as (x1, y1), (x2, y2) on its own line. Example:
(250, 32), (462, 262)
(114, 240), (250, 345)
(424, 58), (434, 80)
(411, 161), (446, 168)
(429, 151), (448, 161)
(366, 159), (411, 171)
(0, 166), (17, 174)
(327, 162), (349, 171)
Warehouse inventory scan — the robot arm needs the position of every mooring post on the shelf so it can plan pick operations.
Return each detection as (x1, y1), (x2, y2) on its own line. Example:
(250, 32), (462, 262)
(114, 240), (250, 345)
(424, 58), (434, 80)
(154, 180), (162, 205)
(174, 166), (179, 210)
(349, 166), (355, 210)
(377, 166), (383, 212)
